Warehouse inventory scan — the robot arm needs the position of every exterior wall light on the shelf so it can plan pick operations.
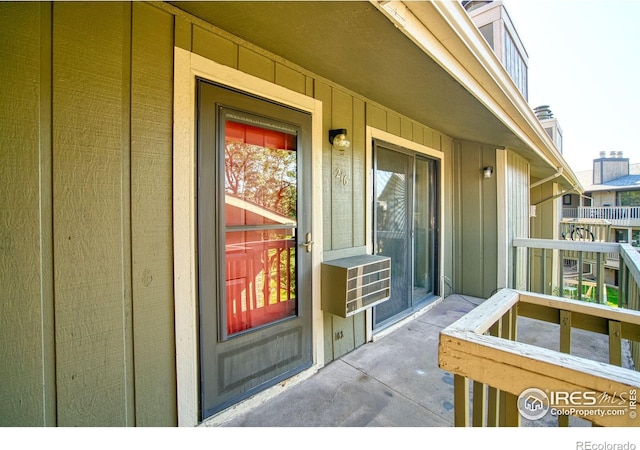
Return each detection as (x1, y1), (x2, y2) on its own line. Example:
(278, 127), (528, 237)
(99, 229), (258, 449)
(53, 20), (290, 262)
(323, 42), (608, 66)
(483, 166), (494, 179)
(329, 129), (351, 151)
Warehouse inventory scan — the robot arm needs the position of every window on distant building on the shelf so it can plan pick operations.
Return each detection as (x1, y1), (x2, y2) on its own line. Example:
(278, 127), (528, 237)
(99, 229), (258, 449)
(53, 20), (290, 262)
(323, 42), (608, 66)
(479, 23), (494, 49)
(504, 29), (528, 100)
(617, 190), (640, 206)
(556, 128), (563, 152)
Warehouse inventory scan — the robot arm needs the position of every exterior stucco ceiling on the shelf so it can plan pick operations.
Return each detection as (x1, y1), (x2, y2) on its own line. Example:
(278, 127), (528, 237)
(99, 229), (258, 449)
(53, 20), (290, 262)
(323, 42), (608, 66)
(169, 1), (563, 180)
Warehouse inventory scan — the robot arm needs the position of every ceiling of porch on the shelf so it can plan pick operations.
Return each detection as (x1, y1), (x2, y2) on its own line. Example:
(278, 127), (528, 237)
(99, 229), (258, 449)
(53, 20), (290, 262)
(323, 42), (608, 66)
(169, 1), (558, 180)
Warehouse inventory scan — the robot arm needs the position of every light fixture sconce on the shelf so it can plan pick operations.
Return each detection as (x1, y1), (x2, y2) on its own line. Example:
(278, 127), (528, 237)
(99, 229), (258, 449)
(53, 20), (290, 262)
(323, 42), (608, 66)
(483, 166), (494, 179)
(329, 129), (351, 151)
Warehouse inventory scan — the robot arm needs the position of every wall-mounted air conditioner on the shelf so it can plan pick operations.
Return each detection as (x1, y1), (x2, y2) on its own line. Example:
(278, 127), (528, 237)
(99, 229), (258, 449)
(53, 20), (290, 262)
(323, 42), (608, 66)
(321, 254), (391, 318)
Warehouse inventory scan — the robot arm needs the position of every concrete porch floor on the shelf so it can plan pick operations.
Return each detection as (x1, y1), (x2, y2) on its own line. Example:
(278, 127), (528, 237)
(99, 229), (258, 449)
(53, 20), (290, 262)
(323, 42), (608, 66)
(211, 294), (634, 427)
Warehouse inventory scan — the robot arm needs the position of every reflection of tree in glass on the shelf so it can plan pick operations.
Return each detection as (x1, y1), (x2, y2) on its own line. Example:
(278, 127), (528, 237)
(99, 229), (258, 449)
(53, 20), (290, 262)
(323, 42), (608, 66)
(225, 142), (297, 219)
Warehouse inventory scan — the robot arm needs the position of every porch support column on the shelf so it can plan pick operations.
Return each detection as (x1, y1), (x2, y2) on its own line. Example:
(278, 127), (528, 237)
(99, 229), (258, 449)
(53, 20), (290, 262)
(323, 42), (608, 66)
(496, 149), (509, 288)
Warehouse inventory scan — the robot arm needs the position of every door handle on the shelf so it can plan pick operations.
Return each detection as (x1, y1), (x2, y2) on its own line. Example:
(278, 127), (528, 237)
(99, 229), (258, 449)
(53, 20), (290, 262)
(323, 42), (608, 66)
(302, 232), (314, 253)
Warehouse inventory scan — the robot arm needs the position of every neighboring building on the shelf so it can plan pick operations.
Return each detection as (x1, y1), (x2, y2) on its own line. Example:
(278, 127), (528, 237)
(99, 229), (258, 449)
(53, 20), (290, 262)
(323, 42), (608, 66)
(534, 105), (564, 154)
(561, 152), (639, 286)
(463, 0), (529, 100)
(563, 152), (640, 246)
(1, 1), (581, 426)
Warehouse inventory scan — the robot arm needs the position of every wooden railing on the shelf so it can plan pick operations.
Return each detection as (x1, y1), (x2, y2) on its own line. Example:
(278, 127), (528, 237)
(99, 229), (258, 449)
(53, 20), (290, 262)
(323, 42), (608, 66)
(439, 289), (640, 427)
(513, 238), (617, 304)
(563, 206), (640, 227)
(225, 238), (296, 334)
(512, 239), (640, 368)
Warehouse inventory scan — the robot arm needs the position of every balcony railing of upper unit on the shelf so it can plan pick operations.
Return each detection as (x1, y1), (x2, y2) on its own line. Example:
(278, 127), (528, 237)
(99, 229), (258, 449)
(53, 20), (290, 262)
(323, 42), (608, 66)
(439, 239), (640, 427)
(563, 206), (640, 227)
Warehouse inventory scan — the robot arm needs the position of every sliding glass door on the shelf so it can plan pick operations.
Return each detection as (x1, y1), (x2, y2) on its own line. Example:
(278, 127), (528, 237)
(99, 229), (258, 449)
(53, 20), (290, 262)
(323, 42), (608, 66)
(373, 140), (439, 329)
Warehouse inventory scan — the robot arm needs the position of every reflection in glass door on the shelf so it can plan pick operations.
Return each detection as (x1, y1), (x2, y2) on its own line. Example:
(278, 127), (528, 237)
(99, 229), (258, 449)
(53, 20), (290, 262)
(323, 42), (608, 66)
(413, 157), (437, 301)
(373, 141), (438, 329)
(222, 119), (298, 337)
(373, 146), (411, 325)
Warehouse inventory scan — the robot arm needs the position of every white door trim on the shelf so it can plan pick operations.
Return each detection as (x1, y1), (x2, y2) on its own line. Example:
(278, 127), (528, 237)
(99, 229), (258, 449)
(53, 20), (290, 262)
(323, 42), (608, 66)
(172, 47), (324, 426)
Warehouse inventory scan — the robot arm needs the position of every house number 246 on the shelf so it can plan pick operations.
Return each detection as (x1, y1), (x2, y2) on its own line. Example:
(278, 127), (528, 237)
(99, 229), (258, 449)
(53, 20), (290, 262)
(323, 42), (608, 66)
(334, 168), (349, 186)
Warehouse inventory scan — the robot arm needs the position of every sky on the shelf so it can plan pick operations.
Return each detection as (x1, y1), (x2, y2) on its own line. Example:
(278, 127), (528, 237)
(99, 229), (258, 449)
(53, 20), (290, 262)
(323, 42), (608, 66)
(502, 0), (640, 173)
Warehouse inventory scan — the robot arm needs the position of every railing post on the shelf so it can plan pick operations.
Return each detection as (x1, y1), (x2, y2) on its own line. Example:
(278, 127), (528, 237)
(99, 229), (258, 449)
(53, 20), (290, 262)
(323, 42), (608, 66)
(526, 247), (531, 292)
(609, 320), (622, 367)
(454, 374), (469, 427)
(560, 310), (571, 354)
(498, 308), (519, 427)
(620, 261), (629, 309)
(559, 249), (565, 296)
(504, 393), (520, 427)
(541, 248), (547, 295)
(487, 321), (501, 426)
(578, 251), (584, 300)
(512, 245), (517, 289)
(559, 309), (571, 427)
(472, 381), (486, 427)
(597, 253), (605, 305)
(620, 249), (631, 310)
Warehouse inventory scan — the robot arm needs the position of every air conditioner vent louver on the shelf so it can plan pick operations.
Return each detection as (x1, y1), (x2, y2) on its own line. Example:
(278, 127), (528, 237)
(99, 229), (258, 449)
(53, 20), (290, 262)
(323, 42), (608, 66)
(322, 254), (391, 318)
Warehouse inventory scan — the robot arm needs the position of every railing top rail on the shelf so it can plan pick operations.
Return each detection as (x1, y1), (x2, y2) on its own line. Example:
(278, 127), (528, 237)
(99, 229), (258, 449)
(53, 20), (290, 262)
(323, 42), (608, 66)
(441, 326), (640, 388)
(513, 237), (620, 253)
(440, 289), (519, 334)
(440, 327), (640, 400)
(517, 290), (640, 326)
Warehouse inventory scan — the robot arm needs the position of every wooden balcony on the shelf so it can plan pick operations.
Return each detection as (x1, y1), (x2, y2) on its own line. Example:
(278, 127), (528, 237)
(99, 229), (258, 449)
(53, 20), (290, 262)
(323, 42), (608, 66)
(439, 240), (640, 427)
(563, 206), (640, 228)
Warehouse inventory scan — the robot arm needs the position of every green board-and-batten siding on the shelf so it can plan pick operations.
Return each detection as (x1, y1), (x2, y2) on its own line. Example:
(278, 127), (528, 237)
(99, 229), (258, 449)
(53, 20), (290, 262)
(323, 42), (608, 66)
(1, 2), (176, 426)
(0, 1), (457, 425)
(0, 1), (55, 427)
(452, 141), (498, 299)
(508, 151), (531, 291)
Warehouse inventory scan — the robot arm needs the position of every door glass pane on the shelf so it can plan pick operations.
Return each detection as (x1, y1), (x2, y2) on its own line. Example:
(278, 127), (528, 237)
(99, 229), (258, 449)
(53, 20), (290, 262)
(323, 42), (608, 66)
(224, 120), (298, 335)
(374, 147), (410, 324)
(224, 121), (297, 226)
(225, 229), (296, 335)
(413, 157), (436, 300)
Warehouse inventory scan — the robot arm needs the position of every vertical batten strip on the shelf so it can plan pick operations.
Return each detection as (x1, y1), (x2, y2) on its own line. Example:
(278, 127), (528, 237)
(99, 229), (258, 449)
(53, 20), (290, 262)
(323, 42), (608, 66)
(120, 2), (135, 427)
(39, 0), (57, 427)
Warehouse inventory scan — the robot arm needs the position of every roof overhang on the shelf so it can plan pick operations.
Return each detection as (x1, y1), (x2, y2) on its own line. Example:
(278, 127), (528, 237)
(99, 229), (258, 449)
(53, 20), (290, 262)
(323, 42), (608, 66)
(168, 0), (582, 192)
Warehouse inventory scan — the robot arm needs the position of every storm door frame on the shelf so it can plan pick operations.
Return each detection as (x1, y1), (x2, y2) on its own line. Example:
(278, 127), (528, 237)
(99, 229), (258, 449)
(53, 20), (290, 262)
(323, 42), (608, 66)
(173, 47), (324, 426)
